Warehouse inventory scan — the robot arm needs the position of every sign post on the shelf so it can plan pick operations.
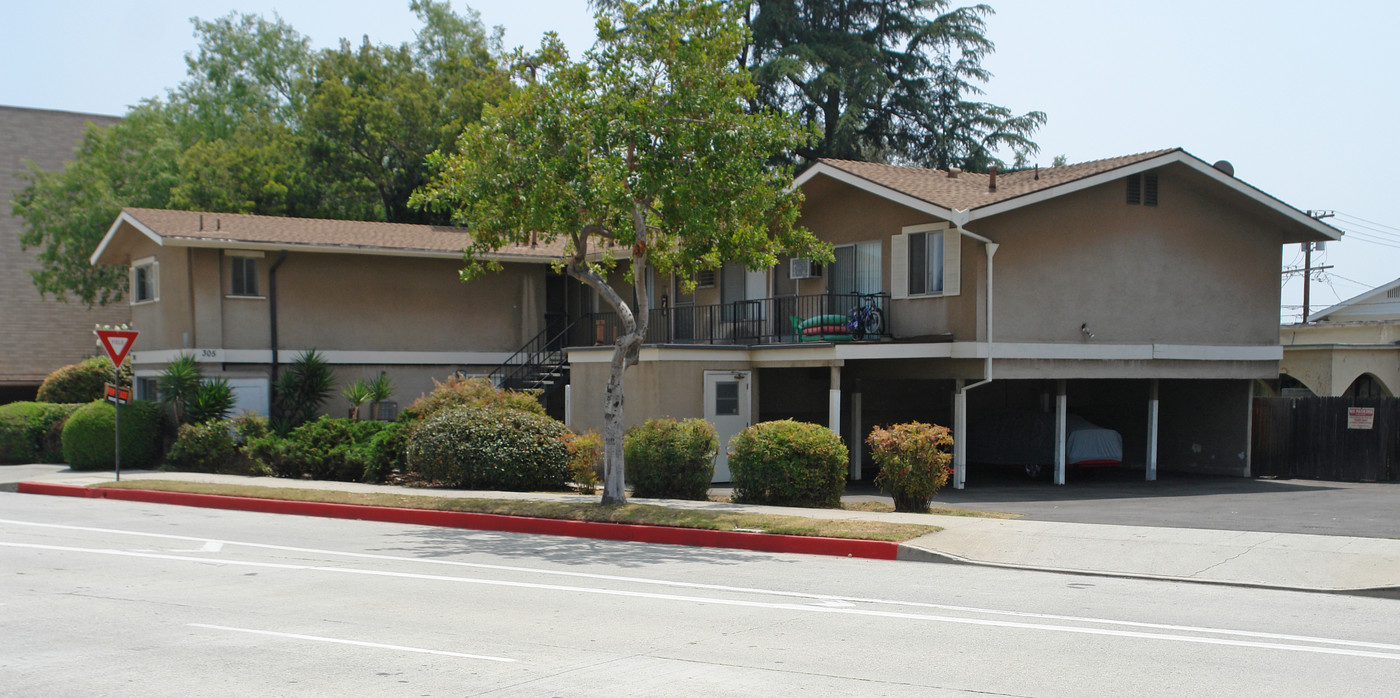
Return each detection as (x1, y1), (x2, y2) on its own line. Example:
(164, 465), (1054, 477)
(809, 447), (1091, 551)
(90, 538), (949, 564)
(95, 329), (138, 481)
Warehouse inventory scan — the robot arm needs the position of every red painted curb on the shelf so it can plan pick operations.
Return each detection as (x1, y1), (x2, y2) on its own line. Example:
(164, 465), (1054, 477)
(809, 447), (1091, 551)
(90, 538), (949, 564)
(16, 482), (900, 560)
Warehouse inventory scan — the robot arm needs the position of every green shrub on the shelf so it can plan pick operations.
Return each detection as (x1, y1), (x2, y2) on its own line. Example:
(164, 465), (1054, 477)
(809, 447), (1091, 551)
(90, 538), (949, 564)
(245, 416), (386, 482)
(164, 420), (256, 474)
(624, 418), (717, 500)
(729, 420), (848, 508)
(868, 422), (954, 513)
(61, 400), (168, 471)
(402, 376), (543, 422)
(563, 430), (603, 494)
(37, 357), (124, 403)
(406, 406), (570, 491)
(363, 421), (410, 483)
(231, 412), (269, 441)
(0, 402), (83, 463)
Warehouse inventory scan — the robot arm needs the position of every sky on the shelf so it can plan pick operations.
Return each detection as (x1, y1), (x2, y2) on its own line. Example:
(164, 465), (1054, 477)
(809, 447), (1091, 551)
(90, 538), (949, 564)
(3, 1), (1397, 323)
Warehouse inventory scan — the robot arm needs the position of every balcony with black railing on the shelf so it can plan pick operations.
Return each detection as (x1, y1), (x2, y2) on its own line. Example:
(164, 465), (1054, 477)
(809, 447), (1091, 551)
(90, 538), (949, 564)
(582, 292), (890, 346)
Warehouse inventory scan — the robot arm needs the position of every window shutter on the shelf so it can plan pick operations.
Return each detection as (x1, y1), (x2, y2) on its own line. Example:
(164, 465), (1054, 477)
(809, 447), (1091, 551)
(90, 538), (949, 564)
(942, 228), (960, 297)
(890, 233), (909, 299)
(152, 261), (160, 301)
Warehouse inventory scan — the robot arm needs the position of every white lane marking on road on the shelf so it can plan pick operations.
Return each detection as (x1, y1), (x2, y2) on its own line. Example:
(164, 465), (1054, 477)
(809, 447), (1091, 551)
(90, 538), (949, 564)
(6, 540), (1400, 663)
(2, 517), (1396, 653)
(188, 623), (514, 662)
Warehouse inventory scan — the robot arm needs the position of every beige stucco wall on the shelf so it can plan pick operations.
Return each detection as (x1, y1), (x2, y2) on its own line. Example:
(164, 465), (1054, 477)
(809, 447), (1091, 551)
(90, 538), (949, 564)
(1280, 322), (1400, 396)
(972, 163), (1282, 346)
(567, 350), (754, 434)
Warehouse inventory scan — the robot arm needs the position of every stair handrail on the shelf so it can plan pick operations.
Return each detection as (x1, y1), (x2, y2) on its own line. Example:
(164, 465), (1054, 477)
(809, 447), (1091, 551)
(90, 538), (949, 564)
(489, 318), (579, 388)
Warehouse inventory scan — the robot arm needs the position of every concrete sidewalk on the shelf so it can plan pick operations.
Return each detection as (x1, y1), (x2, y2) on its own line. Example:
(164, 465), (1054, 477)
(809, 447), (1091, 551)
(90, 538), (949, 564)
(10, 466), (1400, 596)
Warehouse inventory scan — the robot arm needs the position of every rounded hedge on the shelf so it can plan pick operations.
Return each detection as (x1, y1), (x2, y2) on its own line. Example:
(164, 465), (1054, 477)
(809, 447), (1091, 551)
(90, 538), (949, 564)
(729, 420), (849, 508)
(406, 405), (570, 491)
(164, 420), (251, 474)
(624, 418), (717, 500)
(868, 422), (954, 513)
(0, 402), (83, 464)
(61, 400), (167, 471)
(402, 376), (544, 423)
(37, 357), (125, 404)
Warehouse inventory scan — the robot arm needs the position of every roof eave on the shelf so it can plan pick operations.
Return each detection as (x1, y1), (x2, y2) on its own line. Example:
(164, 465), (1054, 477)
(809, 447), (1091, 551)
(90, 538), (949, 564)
(795, 161), (967, 225)
(90, 210), (164, 266)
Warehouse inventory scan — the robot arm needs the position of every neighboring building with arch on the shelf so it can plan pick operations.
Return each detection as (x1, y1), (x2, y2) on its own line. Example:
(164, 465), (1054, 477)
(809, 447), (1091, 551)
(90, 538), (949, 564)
(1279, 277), (1400, 397)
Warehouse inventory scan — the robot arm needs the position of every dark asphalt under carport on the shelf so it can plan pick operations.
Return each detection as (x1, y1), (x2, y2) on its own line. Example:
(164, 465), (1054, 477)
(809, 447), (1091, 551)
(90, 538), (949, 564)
(848, 467), (1400, 539)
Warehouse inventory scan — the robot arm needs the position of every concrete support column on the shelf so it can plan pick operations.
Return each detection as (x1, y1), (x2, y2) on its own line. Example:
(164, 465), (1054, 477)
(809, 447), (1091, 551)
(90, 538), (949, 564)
(953, 378), (966, 490)
(849, 391), (863, 481)
(828, 365), (841, 438)
(1054, 379), (1067, 485)
(1146, 379), (1159, 481)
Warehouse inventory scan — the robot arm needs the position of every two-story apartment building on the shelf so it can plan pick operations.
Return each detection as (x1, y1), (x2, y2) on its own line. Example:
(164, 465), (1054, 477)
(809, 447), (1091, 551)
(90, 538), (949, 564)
(567, 149), (1340, 486)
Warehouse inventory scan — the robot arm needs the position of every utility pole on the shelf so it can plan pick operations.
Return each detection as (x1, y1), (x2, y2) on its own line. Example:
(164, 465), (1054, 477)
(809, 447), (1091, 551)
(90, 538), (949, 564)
(1282, 211), (1336, 323)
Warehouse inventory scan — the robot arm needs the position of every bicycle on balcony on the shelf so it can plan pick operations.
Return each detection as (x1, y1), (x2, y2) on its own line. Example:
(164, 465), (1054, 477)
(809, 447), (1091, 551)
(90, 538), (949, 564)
(847, 292), (885, 340)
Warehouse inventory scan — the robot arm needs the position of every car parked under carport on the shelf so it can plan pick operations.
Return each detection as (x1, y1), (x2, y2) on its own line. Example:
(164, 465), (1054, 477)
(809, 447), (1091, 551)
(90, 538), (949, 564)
(966, 409), (1123, 479)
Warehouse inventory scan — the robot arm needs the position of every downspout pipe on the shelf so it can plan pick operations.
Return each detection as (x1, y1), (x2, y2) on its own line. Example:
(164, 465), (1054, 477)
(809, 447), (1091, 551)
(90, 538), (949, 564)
(268, 251), (288, 417)
(949, 210), (997, 489)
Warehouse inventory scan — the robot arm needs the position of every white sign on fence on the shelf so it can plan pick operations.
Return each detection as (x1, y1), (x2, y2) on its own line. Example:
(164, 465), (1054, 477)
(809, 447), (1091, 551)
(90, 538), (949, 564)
(1347, 407), (1375, 430)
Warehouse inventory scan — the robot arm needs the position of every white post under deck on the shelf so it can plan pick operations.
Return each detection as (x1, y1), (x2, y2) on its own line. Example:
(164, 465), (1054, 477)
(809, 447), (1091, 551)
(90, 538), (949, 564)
(1147, 379), (1159, 481)
(849, 391), (863, 480)
(1054, 379), (1067, 485)
(953, 378), (966, 489)
(828, 365), (841, 438)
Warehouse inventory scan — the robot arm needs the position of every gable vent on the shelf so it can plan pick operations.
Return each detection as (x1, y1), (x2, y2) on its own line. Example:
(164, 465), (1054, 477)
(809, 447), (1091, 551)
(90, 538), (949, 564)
(1143, 174), (1158, 206)
(1126, 174), (1141, 204)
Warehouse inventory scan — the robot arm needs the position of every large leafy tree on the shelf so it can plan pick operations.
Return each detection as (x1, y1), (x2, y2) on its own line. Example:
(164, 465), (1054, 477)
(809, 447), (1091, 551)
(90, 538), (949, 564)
(12, 1), (509, 305)
(413, 0), (828, 505)
(741, 0), (1045, 170)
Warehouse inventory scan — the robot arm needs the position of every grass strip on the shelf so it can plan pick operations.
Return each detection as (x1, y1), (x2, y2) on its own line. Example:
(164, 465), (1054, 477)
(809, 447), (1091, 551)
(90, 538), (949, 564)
(93, 480), (943, 542)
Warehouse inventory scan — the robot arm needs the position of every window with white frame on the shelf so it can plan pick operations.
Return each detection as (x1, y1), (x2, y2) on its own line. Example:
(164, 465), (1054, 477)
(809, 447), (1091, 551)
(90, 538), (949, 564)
(230, 256), (259, 296)
(891, 223), (960, 299)
(131, 257), (158, 303)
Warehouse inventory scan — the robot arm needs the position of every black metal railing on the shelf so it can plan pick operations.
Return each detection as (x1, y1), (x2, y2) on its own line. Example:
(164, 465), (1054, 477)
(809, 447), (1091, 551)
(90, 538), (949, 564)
(489, 317), (578, 393)
(583, 292), (890, 346)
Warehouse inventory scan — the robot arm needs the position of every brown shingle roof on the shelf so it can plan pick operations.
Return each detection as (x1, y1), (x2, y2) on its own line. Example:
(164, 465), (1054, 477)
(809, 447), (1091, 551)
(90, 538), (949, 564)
(816, 149), (1179, 211)
(120, 207), (573, 261)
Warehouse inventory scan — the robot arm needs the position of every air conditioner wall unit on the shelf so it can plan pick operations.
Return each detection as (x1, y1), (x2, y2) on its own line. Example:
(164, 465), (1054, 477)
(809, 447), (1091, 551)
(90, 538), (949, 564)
(789, 258), (822, 280)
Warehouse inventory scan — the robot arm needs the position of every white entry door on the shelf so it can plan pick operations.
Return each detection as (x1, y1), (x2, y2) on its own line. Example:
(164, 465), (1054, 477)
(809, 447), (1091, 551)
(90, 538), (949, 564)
(704, 370), (752, 482)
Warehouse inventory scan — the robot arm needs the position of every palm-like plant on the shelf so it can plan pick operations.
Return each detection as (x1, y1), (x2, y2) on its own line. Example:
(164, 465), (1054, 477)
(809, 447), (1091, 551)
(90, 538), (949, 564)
(273, 349), (335, 432)
(343, 379), (372, 420)
(159, 355), (202, 424)
(186, 378), (236, 424)
(366, 372), (394, 420)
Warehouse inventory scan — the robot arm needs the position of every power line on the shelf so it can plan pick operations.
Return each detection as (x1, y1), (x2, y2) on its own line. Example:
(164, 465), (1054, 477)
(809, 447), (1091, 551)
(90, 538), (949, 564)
(1335, 211), (1400, 235)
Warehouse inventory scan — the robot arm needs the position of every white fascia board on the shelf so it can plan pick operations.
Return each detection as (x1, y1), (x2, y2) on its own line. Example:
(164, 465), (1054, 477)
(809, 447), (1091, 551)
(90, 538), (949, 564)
(795, 163), (962, 223)
(90, 211), (164, 266)
(1307, 276), (1400, 322)
(1152, 344), (1283, 361)
(967, 151), (1342, 242)
(133, 348), (512, 365)
(161, 237), (558, 264)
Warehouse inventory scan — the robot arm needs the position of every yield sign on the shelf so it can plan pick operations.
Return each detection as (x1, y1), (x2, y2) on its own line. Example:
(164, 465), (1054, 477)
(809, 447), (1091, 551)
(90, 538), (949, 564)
(95, 329), (139, 368)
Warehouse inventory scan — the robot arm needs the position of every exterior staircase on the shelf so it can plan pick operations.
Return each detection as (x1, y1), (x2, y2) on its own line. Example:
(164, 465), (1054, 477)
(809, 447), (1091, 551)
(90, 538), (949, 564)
(488, 319), (577, 404)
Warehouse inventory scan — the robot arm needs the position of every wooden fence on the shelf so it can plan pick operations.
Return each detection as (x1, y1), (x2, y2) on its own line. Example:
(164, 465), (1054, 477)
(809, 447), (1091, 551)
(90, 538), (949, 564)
(1251, 397), (1398, 481)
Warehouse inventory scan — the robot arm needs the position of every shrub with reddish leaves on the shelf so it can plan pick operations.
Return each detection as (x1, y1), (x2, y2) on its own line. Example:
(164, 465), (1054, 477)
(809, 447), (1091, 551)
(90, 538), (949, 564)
(868, 422), (953, 513)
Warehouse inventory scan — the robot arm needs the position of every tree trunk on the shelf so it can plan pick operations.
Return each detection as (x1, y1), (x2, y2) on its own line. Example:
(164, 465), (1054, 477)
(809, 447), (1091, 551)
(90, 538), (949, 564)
(568, 218), (649, 506)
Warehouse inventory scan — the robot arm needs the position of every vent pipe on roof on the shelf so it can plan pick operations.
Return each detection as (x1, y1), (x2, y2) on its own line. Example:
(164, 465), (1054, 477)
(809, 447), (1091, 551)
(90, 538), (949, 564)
(199, 214), (204, 231)
(988, 166), (997, 193)
(1034, 164), (1039, 181)
(947, 167), (960, 179)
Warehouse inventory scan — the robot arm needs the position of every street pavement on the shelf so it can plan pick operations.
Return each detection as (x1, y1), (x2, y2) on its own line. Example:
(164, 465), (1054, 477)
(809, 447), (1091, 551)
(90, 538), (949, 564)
(6, 464), (1400, 595)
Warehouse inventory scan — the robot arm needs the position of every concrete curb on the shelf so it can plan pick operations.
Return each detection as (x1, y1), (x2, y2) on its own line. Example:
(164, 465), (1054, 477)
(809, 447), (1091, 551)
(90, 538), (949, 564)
(16, 482), (900, 561)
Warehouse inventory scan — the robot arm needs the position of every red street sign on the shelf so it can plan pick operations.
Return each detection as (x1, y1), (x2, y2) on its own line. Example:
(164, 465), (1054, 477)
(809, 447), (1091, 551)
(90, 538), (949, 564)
(95, 329), (139, 367)
(104, 383), (131, 405)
